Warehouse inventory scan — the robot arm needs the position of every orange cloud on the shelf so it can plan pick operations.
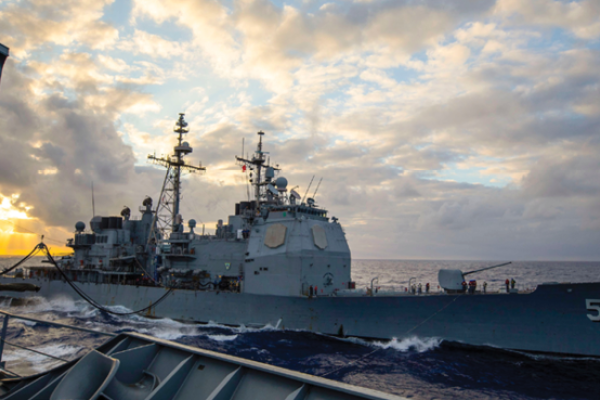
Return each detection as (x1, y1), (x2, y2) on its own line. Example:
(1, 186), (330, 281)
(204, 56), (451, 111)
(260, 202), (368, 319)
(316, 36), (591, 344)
(0, 194), (70, 256)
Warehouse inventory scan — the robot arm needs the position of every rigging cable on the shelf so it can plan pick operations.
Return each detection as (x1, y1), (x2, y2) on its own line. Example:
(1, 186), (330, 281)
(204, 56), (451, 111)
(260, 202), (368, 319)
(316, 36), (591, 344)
(0, 245), (41, 276)
(39, 243), (174, 316)
(320, 295), (460, 378)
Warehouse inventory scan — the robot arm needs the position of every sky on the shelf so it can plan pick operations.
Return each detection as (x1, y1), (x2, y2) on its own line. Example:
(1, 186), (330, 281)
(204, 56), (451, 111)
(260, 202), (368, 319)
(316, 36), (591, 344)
(0, 0), (599, 259)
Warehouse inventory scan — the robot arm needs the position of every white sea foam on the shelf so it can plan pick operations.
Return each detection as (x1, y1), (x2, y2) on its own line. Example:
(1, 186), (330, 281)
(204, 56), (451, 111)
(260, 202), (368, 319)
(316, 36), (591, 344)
(2, 344), (85, 374)
(335, 335), (441, 353)
(9, 295), (93, 315)
(207, 334), (238, 342)
(204, 320), (279, 333)
(375, 336), (441, 352)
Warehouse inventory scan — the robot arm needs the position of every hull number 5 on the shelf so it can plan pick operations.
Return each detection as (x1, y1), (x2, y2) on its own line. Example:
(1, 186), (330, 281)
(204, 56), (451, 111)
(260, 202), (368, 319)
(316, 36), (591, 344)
(586, 299), (600, 322)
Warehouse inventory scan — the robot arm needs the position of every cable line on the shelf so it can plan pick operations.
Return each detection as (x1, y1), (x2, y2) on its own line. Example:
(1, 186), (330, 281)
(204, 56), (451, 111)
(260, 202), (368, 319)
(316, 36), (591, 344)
(37, 243), (174, 316)
(320, 295), (460, 378)
(0, 245), (41, 276)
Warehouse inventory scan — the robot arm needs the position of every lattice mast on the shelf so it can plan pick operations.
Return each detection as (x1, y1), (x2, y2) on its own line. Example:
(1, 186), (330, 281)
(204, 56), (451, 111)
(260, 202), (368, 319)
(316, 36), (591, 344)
(148, 113), (205, 239)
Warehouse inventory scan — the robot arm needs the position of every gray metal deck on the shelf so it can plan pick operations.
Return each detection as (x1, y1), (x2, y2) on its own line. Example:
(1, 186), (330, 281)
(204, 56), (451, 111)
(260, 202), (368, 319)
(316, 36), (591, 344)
(0, 331), (404, 400)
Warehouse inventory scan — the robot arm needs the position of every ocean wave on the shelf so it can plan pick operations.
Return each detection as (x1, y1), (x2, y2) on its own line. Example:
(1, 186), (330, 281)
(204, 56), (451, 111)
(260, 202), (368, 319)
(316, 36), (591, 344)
(207, 334), (239, 342)
(204, 320), (281, 333)
(335, 335), (442, 353)
(4, 295), (94, 315)
(2, 344), (85, 373)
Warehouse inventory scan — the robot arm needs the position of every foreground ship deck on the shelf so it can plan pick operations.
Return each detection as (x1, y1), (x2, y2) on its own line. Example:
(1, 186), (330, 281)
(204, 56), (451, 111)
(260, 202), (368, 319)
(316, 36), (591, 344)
(0, 311), (402, 400)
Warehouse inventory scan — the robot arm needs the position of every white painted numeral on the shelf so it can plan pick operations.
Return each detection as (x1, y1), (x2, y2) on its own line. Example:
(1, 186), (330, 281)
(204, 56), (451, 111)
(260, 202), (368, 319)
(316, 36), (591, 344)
(586, 299), (600, 322)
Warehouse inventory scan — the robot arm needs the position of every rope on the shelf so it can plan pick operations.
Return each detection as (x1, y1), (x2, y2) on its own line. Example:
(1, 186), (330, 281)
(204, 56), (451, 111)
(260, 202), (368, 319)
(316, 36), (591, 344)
(0, 245), (41, 276)
(320, 295), (460, 378)
(320, 346), (381, 377)
(404, 295), (459, 335)
(1, 339), (69, 362)
(40, 243), (174, 316)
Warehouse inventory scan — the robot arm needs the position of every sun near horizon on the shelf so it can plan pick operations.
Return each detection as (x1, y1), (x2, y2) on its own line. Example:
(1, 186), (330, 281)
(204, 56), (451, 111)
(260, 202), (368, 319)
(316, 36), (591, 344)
(0, 194), (70, 256)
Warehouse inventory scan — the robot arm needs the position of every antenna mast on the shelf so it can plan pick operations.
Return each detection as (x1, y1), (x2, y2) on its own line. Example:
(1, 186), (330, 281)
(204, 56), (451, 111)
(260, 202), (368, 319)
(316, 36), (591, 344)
(91, 181), (95, 217)
(235, 131), (279, 213)
(302, 175), (315, 204)
(312, 177), (323, 198)
(148, 113), (205, 238)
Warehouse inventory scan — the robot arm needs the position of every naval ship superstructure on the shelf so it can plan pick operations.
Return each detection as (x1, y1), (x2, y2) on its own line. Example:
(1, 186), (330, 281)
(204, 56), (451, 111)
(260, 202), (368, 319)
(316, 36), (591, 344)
(1, 114), (600, 357)
(52, 114), (350, 298)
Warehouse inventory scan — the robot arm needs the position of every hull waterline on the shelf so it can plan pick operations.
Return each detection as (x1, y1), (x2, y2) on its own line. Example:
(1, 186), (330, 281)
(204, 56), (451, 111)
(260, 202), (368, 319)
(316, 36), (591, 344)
(2, 277), (600, 357)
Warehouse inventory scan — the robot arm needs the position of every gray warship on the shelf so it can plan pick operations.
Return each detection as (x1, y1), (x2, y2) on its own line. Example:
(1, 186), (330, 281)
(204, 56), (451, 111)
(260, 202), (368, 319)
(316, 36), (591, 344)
(1, 113), (599, 357)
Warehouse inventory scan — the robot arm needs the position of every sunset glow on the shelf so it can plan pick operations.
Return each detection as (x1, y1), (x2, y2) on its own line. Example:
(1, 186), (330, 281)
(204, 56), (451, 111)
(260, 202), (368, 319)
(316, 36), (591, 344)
(1, 1), (599, 259)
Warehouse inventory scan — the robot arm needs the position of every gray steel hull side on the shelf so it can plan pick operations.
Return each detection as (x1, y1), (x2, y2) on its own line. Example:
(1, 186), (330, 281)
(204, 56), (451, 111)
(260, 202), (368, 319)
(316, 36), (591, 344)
(2, 277), (600, 356)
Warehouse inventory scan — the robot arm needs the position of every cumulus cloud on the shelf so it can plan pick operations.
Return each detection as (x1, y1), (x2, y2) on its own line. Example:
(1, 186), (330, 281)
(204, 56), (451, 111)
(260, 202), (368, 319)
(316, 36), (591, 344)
(0, 0), (118, 57)
(1, 0), (600, 260)
(496, 0), (600, 39)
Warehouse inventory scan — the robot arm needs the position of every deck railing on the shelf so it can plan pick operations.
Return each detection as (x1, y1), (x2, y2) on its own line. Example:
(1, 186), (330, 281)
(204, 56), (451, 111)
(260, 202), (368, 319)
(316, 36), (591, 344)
(0, 309), (115, 370)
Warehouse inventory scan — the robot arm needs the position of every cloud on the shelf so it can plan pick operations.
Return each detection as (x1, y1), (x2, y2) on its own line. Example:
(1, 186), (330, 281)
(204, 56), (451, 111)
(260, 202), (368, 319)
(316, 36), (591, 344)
(496, 0), (600, 39)
(118, 29), (186, 59)
(0, 0), (118, 58)
(1, 0), (600, 260)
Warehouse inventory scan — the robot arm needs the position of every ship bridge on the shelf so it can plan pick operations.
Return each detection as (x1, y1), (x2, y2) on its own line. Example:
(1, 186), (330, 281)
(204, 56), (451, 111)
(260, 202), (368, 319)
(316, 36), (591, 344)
(264, 204), (328, 221)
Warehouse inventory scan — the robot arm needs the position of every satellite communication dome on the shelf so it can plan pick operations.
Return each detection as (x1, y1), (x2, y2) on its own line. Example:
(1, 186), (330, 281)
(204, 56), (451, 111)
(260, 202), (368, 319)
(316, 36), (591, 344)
(182, 141), (190, 147)
(188, 219), (197, 228)
(275, 177), (288, 190)
(75, 221), (85, 232)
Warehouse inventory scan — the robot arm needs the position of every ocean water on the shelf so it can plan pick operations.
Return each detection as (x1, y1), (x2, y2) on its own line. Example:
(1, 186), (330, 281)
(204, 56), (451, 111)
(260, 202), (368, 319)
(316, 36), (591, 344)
(1, 257), (599, 400)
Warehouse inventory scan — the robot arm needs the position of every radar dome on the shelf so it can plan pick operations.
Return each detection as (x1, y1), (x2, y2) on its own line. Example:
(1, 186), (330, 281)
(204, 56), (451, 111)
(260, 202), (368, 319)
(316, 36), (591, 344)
(188, 219), (197, 228)
(182, 141), (190, 147)
(275, 177), (288, 190)
(75, 221), (85, 232)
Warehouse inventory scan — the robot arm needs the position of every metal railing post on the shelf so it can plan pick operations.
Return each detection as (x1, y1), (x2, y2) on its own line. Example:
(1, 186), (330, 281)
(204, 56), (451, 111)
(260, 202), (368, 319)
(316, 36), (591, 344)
(0, 314), (9, 368)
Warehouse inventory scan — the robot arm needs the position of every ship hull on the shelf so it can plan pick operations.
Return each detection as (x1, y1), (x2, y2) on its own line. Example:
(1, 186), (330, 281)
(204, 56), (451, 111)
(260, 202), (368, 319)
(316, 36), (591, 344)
(2, 277), (600, 356)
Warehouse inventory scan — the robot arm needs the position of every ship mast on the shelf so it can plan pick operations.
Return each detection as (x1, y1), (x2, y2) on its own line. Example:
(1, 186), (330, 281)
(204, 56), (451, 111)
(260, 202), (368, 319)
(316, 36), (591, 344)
(148, 113), (205, 238)
(236, 131), (279, 212)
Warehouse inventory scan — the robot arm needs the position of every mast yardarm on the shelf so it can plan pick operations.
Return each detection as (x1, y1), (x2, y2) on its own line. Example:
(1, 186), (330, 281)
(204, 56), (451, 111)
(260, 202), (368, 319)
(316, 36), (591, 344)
(148, 113), (205, 237)
(235, 131), (280, 212)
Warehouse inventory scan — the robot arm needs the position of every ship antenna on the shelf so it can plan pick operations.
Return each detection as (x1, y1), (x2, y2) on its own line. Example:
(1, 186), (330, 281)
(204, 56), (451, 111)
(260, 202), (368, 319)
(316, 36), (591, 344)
(148, 113), (205, 240)
(312, 177), (323, 199)
(242, 138), (250, 202)
(91, 181), (95, 217)
(234, 131), (278, 213)
(302, 175), (315, 204)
